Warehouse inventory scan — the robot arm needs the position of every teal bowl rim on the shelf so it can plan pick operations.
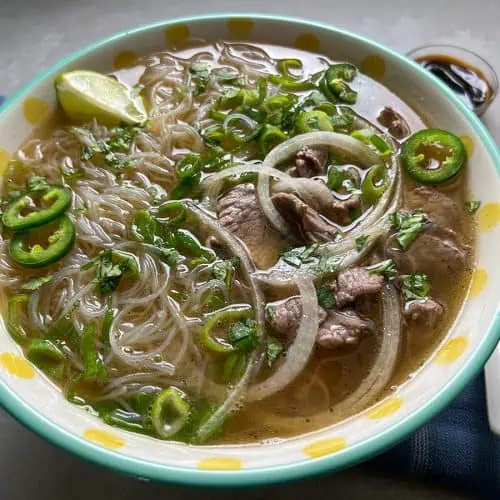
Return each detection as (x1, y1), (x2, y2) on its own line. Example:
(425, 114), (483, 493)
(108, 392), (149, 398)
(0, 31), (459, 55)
(0, 12), (499, 488)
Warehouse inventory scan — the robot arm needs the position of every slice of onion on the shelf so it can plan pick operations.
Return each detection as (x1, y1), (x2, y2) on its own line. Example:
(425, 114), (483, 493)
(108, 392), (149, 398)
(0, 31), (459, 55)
(187, 202), (266, 442)
(201, 164), (292, 212)
(247, 274), (318, 402)
(331, 283), (402, 418)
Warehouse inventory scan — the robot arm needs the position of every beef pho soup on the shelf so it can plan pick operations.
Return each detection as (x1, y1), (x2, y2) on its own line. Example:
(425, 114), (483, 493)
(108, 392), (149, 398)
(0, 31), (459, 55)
(0, 42), (474, 444)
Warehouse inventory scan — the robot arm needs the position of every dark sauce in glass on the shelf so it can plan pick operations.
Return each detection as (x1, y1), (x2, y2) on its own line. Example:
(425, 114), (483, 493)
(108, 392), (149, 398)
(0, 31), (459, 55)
(416, 54), (491, 113)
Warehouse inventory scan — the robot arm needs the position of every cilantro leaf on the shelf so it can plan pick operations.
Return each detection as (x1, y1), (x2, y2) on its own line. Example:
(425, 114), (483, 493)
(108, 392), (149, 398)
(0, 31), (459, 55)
(281, 244), (318, 267)
(465, 200), (481, 215)
(266, 336), (283, 367)
(20, 275), (53, 291)
(366, 259), (397, 278)
(228, 318), (259, 352)
(95, 251), (123, 295)
(159, 247), (181, 267)
(355, 234), (368, 252)
(315, 255), (343, 274)
(27, 176), (50, 193)
(316, 283), (336, 309)
(400, 272), (431, 301)
(390, 210), (426, 250)
(212, 260), (236, 288)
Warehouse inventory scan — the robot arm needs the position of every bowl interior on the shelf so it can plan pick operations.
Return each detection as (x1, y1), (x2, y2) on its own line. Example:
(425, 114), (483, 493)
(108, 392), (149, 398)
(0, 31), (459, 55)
(0, 14), (499, 486)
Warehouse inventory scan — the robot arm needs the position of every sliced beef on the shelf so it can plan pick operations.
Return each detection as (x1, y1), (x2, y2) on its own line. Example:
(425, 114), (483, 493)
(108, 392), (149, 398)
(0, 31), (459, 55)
(291, 146), (329, 178)
(404, 298), (444, 328)
(217, 183), (285, 269)
(330, 194), (361, 226)
(266, 296), (327, 336)
(334, 267), (384, 307)
(377, 106), (410, 140)
(272, 192), (337, 243)
(405, 186), (462, 233)
(388, 223), (467, 278)
(317, 310), (373, 348)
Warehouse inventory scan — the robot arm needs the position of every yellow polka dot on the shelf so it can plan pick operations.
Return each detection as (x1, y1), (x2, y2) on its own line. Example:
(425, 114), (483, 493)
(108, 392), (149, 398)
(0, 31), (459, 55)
(0, 148), (10, 175)
(478, 202), (500, 232)
(435, 336), (468, 365)
(113, 50), (138, 70)
(83, 429), (124, 449)
(303, 437), (347, 458)
(361, 54), (386, 80)
(366, 397), (403, 419)
(23, 97), (49, 125)
(227, 18), (253, 39)
(469, 267), (487, 298)
(164, 24), (190, 47)
(0, 353), (35, 379)
(294, 33), (320, 52)
(460, 135), (475, 158)
(197, 457), (242, 470)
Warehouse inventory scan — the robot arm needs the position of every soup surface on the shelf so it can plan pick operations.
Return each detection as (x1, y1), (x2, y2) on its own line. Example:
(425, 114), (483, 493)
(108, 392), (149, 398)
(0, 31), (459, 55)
(0, 42), (474, 444)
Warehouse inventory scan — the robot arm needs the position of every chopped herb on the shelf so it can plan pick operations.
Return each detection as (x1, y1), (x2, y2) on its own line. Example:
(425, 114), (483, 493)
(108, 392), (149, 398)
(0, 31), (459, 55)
(355, 234), (368, 252)
(366, 259), (397, 278)
(212, 259), (236, 288)
(20, 275), (53, 291)
(228, 318), (259, 352)
(266, 304), (276, 320)
(266, 336), (283, 367)
(390, 210), (426, 250)
(400, 272), (431, 301)
(315, 255), (343, 274)
(159, 247), (181, 267)
(95, 251), (123, 295)
(211, 67), (240, 82)
(189, 62), (210, 77)
(281, 244), (318, 267)
(465, 200), (481, 215)
(316, 283), (336, 309)
(342, 178), (361, 194)
(26, 175), (50, 193)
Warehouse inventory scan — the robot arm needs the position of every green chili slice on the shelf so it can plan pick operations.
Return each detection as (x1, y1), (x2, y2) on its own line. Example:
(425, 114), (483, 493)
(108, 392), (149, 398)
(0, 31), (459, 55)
(320, 64), (358, 104)
(9, 215), (75, 268)
(2, 186), (72, 231)
(258, 125), (287, 156)
(170, 229), (215, 262)
(361, 164), (390, 204)
(7, 294), (30, 343)
(81, 322), (106, 382)
(199, 306), (254, 353)
(401, 129), (466, 184)
(26, 339), (66, 380)
(268, 74), (316, 91)
(152, 386), (191, 439)
(295, 110), (333, 134)
(157, 200), (187, 227)
(327, 165), (345, 191)
(277, 58), (302, 78)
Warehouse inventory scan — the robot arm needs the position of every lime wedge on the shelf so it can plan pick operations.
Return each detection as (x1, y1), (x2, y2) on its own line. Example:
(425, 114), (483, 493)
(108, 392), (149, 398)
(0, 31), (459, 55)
(55, 70), (147, 126)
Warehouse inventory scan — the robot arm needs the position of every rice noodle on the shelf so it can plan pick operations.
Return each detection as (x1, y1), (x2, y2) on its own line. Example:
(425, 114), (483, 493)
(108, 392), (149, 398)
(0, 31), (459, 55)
(247, 275), (318, 401)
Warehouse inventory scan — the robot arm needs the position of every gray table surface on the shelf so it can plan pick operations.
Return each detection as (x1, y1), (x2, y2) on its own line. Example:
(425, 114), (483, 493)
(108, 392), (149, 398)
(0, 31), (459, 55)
(0, 1), (498, 498)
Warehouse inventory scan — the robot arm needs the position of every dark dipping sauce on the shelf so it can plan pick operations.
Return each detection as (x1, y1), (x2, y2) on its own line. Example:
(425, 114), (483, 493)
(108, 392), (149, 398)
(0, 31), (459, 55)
(416, 54), (492, 114)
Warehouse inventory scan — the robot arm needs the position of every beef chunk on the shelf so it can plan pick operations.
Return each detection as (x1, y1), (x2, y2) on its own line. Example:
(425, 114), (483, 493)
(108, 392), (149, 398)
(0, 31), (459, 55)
(405, 187), (462, 233)
(272, 192), (337, 243)
(390, 224), (467, 278)
(266, 296), (327, 336)
(292, 146), (329, 178)
(377, 106), (410, 140)
(335, 267), (384, 307)
(330, 194), (361, 226)
(217, 183), (285, 269)
(404, 298), (444, 328)
(317, 310), (372, 348)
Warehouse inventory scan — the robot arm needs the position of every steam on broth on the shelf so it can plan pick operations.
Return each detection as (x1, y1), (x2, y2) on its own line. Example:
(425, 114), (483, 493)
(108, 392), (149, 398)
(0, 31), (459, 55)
(0, 41), (474, 444)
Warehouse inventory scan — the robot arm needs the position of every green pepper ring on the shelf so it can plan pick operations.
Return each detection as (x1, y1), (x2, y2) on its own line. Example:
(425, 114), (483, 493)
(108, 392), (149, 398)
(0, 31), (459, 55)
(9, 215), (76, 268)
(361, 164), (390, 204)
(2, 186), (72, 231)
(295, 110), (334, 134)
(151, 387), (191, 439)
(401, 129), (467, 184)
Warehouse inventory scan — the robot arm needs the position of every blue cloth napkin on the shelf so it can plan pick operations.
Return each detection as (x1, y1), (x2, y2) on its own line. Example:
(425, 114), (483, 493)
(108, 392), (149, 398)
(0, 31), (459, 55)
(373, 374), (500, 498)
(0, 93), (498, 497)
